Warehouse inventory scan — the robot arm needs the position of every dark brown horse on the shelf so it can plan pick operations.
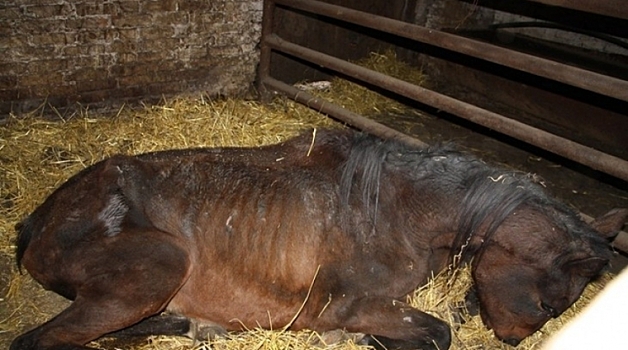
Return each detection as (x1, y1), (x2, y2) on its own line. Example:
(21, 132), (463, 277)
(12, 129), (627, 350)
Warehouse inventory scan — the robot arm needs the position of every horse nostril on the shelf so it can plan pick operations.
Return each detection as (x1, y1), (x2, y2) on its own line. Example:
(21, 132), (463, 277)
(503, 337), (521, 346)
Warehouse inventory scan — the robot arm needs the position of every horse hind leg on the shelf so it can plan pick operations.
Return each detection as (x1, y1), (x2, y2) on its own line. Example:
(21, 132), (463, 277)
(11, 230), (191, 350)
(109, 315), (227, 344)
(331, 296), (451, 350)
(105, 313), (192, 339)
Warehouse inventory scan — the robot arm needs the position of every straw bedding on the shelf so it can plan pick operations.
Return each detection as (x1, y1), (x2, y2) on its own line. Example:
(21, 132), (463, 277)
(0, 52), (613, 350)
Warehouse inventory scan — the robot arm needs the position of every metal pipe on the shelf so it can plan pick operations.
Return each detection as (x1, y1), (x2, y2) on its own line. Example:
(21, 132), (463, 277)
(273, 0), (628, 102)
(256, 0), (276, 102)
(264, 34), (628, 182)
(261, 76), (427, 148)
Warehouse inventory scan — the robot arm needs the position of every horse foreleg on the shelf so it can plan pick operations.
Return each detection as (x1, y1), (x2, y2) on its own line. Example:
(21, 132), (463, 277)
(334, 296), (451, 350)
(11, 231), (191, 350)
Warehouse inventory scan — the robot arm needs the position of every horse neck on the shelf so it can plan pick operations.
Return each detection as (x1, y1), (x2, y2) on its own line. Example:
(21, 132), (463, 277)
(361, 173), (464, 269)
(385, 168), (531, 271)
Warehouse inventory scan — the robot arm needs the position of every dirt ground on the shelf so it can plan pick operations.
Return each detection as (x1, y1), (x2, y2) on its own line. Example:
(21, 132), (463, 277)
(1, 98), (626, 349)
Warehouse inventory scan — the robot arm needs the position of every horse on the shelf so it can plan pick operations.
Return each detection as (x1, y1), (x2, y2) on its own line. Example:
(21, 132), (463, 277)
(12, 128), (627, 350)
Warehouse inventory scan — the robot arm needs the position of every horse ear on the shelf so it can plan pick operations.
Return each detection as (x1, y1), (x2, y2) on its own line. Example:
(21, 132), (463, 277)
(589, 208), (628, 239)
(565, 256), (609, 278)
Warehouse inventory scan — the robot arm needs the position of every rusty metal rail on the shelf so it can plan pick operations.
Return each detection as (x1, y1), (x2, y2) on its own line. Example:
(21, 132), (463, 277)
(273, 0), (628, 102)
(257, 0), (628, 251)
(262, 77), (428, 148)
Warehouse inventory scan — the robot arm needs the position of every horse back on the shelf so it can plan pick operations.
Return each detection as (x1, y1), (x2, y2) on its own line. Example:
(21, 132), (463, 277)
(15, 129), (352, 291)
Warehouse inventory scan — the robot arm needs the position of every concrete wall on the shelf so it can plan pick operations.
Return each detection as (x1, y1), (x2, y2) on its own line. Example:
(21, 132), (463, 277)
(0, 0), (263, 117)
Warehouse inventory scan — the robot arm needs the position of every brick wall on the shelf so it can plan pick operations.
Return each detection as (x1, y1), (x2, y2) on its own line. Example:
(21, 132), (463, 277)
(0, 0), (263, 117)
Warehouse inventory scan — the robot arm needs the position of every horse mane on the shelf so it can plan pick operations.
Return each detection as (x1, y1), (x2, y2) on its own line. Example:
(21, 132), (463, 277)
(451, 169), (550, 266)
(338, 131), (607, 268)
(340, 133), (389, 222)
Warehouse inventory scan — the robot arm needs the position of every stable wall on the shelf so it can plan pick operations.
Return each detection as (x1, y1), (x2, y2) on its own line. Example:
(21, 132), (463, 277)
(0, 0), (263, 117)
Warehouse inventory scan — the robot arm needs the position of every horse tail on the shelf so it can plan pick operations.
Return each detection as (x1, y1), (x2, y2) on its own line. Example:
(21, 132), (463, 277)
(15, 215), (35, 271)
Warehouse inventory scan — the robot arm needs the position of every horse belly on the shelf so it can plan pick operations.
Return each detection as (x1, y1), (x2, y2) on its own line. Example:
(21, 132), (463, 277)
(161, 182), (351, 331)
(166, 268), (315, 331)
(164, 230), (327, 331)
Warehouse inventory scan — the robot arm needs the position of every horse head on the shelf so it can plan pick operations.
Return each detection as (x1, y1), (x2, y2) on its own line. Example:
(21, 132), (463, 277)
(470, 206), (627, 346)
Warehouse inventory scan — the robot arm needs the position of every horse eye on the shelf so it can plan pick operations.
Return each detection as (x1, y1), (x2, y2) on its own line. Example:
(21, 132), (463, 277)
(541, 302), (558, 318)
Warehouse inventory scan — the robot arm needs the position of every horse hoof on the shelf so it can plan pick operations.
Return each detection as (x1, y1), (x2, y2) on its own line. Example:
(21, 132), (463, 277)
(310, 330), (365, 347)
(187, 319), (227, 342)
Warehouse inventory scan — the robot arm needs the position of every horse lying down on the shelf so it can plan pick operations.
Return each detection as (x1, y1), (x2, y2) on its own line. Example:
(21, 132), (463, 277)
(12, 129), (628, 350)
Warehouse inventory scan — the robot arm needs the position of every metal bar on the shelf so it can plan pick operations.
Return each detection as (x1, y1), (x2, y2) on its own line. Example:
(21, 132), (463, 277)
(261, 76), (427, 148)
(525, 0), (628, 21)
(273, 0), (628, 102)
(256, 0), (276, 102)
(264, 34), (628, 182)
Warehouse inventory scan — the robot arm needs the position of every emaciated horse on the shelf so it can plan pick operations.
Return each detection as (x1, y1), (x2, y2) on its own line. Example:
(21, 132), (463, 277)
(12, 129), (628, 350)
